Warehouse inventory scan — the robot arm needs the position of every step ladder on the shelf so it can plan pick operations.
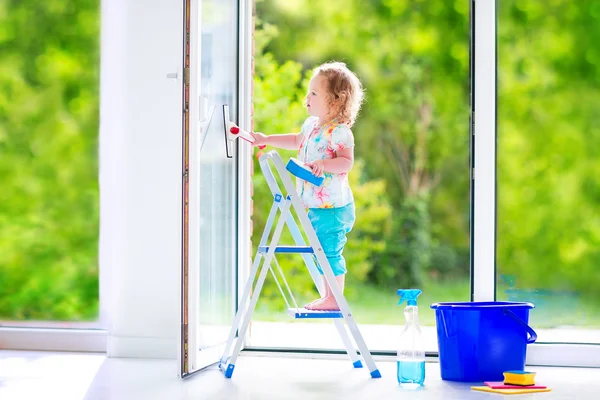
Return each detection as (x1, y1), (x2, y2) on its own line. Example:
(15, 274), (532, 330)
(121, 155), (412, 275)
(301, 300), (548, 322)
(219, 150), (381, 379)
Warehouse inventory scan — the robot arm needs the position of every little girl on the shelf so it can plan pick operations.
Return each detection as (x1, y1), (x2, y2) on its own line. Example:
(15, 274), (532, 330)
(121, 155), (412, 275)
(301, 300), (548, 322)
(251, 61), (364, 311)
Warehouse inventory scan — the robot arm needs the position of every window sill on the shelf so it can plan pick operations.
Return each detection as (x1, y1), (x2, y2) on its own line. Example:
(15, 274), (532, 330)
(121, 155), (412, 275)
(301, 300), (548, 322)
(0, 327), (107, 353)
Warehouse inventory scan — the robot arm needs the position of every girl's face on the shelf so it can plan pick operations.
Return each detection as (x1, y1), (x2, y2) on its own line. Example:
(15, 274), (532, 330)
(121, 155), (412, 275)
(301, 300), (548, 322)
(305, 74), (330, 121)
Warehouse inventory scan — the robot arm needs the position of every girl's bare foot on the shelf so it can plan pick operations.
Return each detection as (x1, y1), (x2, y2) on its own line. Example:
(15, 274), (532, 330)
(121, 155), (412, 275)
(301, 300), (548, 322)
(303, 297), (324, 309)
(305, 296), (340, 311)
(305, 274), (345, 310)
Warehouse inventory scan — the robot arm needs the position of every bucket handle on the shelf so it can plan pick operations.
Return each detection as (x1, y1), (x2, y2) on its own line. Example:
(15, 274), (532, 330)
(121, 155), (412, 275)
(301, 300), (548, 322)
(503, 308), (537, 344)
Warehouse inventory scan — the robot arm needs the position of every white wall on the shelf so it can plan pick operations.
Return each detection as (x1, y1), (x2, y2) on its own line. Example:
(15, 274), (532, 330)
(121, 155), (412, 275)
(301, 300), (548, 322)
(100, 0), (183, 358)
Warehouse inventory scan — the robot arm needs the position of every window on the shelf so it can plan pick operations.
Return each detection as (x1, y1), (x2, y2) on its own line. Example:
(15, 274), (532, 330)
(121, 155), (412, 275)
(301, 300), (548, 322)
(497, 0), (600, 345)
(248, 0), (472, 353)
(0, 1), (100, 329)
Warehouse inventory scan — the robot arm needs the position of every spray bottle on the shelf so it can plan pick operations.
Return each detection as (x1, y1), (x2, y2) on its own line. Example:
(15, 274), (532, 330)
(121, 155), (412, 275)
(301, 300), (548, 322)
(397, 289), (425, 387)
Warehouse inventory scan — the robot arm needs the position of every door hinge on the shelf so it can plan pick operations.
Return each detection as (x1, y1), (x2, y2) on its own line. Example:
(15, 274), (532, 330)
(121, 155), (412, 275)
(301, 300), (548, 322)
(184, 67), (190, 85)
(472, 167), (475, 180)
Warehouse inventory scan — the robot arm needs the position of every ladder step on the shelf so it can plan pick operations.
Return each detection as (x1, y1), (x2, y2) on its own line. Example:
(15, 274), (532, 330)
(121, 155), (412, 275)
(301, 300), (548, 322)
(287, 307), (343, 319)
(258, 245), (314, 254)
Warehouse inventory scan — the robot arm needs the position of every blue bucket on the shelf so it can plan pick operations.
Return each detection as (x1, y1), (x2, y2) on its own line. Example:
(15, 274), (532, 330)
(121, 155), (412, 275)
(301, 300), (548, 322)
(430, 302), (537, 382)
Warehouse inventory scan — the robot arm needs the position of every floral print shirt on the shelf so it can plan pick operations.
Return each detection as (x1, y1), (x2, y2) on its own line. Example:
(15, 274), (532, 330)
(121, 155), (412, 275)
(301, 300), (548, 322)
(297, 116), (355, 209)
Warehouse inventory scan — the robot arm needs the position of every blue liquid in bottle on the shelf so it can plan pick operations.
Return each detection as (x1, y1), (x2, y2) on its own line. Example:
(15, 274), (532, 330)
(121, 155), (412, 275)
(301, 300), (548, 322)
(397, 360), (425, 388)
(397, 290), (425, 388)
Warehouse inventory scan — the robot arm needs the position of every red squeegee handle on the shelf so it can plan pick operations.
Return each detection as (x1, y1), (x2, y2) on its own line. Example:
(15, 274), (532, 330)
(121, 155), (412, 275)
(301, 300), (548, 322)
(230, 126), (266, 149)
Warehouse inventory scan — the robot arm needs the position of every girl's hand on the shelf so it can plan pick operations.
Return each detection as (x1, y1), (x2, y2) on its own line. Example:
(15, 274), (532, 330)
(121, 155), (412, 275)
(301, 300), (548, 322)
(250, 131), (269, 147)
(305, 160), (325, 177)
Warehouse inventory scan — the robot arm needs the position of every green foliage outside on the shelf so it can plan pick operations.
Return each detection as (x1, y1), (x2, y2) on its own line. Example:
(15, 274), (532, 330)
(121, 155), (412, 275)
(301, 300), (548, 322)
(0, 1), (100, 320)
(496, 1), (600, 298)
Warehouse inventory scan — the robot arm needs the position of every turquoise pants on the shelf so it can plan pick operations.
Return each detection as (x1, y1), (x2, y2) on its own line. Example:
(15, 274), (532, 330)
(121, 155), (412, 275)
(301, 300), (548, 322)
(307, 202), (355, 276)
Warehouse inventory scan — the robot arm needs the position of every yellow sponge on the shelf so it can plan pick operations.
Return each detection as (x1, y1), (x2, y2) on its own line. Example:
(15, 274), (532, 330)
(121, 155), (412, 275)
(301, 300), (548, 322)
(503, 370), (536, 386)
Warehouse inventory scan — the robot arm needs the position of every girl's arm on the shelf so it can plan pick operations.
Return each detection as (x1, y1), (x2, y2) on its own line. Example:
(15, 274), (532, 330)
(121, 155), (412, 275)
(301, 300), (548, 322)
(253, 132), (304, 150)
(306, 147), (354, 176)
(229, 122), (304, 150)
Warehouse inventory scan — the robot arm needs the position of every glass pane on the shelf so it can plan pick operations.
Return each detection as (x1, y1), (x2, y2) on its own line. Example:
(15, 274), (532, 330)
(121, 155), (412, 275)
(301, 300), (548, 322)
(248, 0), (472, 352)
(0, 2), (100, 326)
(498, 0), (600, 343)
(196, 0), (238, 350)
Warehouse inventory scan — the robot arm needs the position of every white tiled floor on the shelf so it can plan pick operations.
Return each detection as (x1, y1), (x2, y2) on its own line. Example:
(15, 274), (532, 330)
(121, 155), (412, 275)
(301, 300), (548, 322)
(1, 350), (598, 400)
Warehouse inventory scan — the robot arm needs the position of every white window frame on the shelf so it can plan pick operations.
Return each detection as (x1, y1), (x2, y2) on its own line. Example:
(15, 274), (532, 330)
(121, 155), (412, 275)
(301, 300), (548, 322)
(236, 0), (253, 314)
(182, 0), (250, 374)
(472, 0), (496, 303)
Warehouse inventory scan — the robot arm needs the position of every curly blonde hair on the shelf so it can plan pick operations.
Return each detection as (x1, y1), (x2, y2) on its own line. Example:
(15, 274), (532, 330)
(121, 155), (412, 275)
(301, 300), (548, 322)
(313, 61), (364, 127)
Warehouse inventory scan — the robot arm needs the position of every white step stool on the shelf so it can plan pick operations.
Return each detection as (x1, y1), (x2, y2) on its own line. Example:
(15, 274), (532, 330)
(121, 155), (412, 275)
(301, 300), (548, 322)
(219, 150), (380, 379)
